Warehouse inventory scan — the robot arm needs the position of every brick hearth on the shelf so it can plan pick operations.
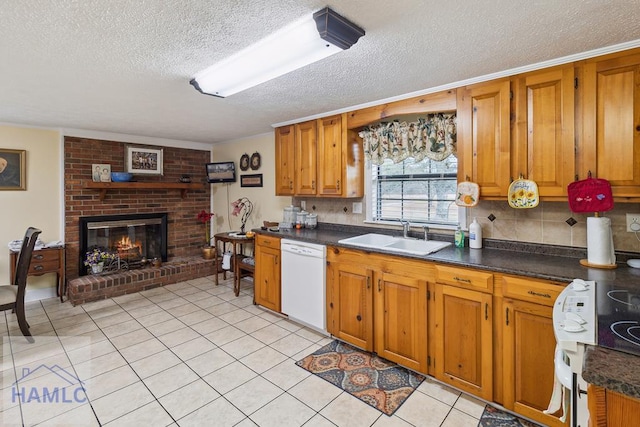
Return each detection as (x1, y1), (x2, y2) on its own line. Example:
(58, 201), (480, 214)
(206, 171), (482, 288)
(67, 256), (218, 306)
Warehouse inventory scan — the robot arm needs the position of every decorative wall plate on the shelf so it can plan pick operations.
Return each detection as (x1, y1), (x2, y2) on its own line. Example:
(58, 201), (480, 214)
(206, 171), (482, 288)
(239, 153), (250, 171)
(250, 152), (261, 170)
(508, 178), (539, 209)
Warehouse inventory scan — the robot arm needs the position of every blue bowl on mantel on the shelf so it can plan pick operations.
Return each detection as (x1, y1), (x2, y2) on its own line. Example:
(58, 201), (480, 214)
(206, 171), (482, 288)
(111, 172), (133, 182)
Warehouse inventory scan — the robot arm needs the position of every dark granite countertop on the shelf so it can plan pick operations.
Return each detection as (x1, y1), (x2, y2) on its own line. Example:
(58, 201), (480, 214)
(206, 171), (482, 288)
(256, 222), (640, 399)
(256, 223), (640, 288)
(583, 346), (640, 399)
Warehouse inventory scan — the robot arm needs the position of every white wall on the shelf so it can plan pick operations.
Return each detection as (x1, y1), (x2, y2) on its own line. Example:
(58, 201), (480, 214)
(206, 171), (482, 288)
(0, 125), (62, 297)
(211, 132), (291, 233)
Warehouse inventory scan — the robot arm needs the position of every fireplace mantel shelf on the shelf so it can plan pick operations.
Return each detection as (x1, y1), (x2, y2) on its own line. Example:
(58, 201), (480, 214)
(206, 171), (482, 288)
(84, 181), (205, 200)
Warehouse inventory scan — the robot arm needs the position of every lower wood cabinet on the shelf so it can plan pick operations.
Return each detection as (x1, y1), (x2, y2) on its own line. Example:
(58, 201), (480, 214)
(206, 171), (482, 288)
(254, 234), (281, 312)
(588, 384), (640, 427)
(326, 247), (431, 373)
(499, 275), (567, 427)
(434, 282), (493, 400)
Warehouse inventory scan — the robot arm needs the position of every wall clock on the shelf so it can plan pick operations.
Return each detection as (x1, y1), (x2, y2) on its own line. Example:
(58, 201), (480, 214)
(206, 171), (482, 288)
(239, 153), (250, 171)
(250, 152), (261, 170)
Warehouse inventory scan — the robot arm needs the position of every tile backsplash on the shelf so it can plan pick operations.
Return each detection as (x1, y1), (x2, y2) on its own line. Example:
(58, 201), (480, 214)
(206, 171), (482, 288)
(294, 197), (640, 254)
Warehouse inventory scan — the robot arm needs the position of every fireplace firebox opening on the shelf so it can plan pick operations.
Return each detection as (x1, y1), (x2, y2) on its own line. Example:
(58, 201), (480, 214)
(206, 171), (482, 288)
(79, 213), (168, 276)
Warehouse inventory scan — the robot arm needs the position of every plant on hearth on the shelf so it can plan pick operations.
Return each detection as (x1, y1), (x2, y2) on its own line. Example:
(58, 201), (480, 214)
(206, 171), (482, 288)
(197, 209), (215, 246)
(231, 197), (253, 234)
(84, 248), (115, 267)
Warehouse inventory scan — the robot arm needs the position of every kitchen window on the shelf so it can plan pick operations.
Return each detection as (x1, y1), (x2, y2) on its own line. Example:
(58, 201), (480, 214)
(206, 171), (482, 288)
(369, 155), (461, 227)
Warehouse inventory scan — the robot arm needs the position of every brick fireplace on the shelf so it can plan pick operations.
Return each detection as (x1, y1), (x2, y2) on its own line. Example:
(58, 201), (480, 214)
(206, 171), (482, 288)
(64, 137), (215, 304)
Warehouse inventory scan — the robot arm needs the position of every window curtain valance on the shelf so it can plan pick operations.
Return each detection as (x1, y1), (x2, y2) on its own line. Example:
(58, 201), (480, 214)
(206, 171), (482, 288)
(358, 113), (457, 165)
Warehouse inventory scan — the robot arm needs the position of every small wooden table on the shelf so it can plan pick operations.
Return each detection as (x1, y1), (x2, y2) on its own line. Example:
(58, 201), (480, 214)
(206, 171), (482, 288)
(213, 232), (254, 296)
(10, 246), (66, 302)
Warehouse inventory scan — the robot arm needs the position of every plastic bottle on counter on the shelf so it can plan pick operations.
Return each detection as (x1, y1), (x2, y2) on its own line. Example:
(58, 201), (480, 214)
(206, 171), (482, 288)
(454, 226), (464, 248)
(469, 217), (483, 249)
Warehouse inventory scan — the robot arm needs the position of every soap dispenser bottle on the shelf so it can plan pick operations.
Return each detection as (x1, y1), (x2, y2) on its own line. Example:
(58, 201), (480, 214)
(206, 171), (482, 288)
(469, 217), (483, 249)
(454, 226), (464, 248)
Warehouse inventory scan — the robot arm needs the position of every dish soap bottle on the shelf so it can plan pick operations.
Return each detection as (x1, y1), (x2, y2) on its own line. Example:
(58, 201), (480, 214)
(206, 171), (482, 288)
(469, 217), (482, 249)
(454, 225), (464, 248)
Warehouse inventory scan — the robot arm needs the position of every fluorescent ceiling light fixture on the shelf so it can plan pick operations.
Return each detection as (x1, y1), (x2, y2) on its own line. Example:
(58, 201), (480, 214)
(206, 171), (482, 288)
(190, 7), (365, 98)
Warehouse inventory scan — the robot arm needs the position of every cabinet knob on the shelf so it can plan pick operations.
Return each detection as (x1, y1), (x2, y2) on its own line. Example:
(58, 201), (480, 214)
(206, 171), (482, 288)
(34, 254), (44, 260)
(356, 314), (362, 321)
(33, 265), (44, 271)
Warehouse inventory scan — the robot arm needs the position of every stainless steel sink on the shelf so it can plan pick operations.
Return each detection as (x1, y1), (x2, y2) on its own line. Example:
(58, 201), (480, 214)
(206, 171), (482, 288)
(338, 233), (451, 255)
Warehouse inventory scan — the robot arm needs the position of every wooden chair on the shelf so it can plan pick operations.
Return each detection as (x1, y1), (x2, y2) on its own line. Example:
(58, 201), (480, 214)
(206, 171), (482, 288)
(0, 227), (42, 343)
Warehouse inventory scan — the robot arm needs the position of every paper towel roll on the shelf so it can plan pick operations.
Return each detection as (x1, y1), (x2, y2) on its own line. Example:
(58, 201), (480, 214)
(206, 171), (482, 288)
(222, 251), (231, 270)
(587, 216), (616, 266)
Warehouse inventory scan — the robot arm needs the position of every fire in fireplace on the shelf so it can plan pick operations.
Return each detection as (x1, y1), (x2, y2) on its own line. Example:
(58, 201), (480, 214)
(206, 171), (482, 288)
(79, 213), (168, 276)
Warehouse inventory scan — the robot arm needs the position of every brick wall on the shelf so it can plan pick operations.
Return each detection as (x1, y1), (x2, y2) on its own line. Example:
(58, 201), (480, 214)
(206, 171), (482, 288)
(64, 137), (211, 280)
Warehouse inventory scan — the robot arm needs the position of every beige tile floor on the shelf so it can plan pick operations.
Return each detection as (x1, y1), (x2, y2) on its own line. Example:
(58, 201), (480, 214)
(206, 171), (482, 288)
(1, 275), (489, 426)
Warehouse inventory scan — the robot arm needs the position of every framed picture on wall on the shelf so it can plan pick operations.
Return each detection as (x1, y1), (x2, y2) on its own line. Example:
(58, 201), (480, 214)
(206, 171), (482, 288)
(240, 174), (263, 188)
(0, 148), (26, 191)
(125, 145), (163, 175)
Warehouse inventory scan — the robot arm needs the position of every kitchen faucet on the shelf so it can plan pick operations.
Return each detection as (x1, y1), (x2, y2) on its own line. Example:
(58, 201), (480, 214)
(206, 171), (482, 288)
(423, 225), (429, 241)
(401, 220), (410, 238)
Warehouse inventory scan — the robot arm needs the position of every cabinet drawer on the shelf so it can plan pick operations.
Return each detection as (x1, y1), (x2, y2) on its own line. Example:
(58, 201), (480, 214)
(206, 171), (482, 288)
(256, 234), (280, 250)
(502, 276), (564, 307)
(28, 260), (59, 274)
(435, 265), (493, 293)
(31, 249), (60, 263)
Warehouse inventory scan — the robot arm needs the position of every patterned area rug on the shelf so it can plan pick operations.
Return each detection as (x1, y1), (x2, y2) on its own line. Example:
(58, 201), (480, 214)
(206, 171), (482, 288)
(295, 340), (425, 416)
(478, 405), (543, 427)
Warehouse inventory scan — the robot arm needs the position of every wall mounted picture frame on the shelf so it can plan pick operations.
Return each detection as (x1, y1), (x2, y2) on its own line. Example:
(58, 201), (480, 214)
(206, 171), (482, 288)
(239, 153), (250, 171)
(240, 173), (263, 188)
(126, 145), (163, 175)
(0, 148), (26, 191)
(250, 152), (261, 170)
(92, 163), (112, 182)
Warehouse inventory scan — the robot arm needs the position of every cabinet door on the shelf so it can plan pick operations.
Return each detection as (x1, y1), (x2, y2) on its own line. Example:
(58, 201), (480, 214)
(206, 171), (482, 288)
(513, 66), (575, 197)
(581, 52), (640, 198)
(458, 79), (511, 197)
(374, 272), (428, 373)
(327, 261), (373, 351)
(317, 115), (344, 196)
(503, 299), (566, 427)
(275, 125), (295, 195)
(294, 120), (317, 195)
(254, 245), (281, 312)
(435, 284), (492, 400)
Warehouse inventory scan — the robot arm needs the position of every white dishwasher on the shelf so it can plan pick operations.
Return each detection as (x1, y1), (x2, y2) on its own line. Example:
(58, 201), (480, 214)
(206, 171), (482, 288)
(281, 239), (327, 333)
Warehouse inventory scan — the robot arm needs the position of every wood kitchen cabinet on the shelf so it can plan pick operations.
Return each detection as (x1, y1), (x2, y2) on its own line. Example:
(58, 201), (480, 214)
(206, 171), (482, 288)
(512, 65), (576, 198)
(275, 125), (295, 195)
(434, 265), (493, 400)
(579, 50), (640, 199)
(500, 275), (567, 427)
(274, 113), (364, 198)
(457, 79), (512, 198)
(294, 120), (317, 195)
(588, 384), (640, 426)
(254, 234), (281, 312)
(326, 247), (431, 373)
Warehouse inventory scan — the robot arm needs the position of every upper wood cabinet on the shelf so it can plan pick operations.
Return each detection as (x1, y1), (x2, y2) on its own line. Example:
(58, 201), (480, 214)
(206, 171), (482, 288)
(275, 114), (364, 198)
(458, 79), (512, 198)
(580, 51), (640, 199)
(294, 120), (317, 195)
(512, 65), (576, 198)
(275, 125), (295, 195)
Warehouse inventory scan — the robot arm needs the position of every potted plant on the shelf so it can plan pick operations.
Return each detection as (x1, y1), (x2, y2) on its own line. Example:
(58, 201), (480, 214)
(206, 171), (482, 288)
(84, 248), (115, 274)
(197, 209), (215, 259)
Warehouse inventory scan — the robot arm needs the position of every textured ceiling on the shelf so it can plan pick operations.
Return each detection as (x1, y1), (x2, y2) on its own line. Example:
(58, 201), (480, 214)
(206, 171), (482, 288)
(1, 0), (640, 144)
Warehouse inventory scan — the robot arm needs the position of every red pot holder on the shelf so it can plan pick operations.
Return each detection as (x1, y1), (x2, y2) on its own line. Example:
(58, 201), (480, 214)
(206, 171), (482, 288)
(567, 176), (613, 213)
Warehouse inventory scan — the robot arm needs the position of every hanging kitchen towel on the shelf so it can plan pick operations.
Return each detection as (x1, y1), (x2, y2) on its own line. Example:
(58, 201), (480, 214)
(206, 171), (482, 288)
(567, 177), (613, 213)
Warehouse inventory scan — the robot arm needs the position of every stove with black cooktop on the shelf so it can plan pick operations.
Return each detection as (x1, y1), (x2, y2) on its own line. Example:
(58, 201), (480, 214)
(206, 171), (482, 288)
(597, 282), (640, 357)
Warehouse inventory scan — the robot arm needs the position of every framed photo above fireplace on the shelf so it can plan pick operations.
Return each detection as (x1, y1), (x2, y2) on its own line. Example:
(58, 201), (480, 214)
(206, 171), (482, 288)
(126, 145), (163, 175)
